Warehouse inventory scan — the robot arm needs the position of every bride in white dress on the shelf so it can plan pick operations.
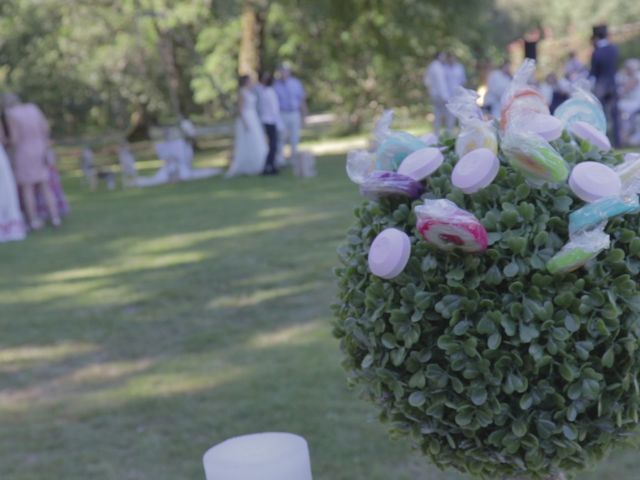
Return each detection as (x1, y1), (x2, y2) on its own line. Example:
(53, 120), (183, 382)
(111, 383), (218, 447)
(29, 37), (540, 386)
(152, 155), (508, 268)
(0, 139), (26, 243)
(226, 75), (268, 177)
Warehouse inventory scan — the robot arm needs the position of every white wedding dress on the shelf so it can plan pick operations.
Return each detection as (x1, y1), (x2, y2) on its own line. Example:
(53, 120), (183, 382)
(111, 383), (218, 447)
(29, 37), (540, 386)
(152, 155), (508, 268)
(227, 88), (268, 177)
(0, 145), (26, 242)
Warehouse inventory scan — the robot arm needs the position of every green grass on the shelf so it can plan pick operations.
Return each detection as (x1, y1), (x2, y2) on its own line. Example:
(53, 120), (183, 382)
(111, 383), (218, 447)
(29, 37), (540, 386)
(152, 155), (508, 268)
(0, 143), (638, 479)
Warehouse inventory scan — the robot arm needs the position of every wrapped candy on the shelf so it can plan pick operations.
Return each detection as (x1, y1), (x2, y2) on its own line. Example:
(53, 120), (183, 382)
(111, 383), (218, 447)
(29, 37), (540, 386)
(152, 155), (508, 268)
(509, 112), (564, 142)
(346, 150), (376, 184)
(451, 148), (500, 194)
(614, 152), (640, 190)
(415, 199), (488, 253)
(376, 132), (429, 171)
(397, 147), (443, 181)
(368, 228), (412, 279)
(547, 227), (610, 274)
(569, 121), (611, 152)
(446, 87), (498, 156)
(554, 84), (607, 134)
(568, 161), (621, 202)
(371, 110), (428, 170)
(499, 59), (549, 132)
(569, 196), (640, 234)
(502, 130), (569, 184)
(360, 171), (424, 200)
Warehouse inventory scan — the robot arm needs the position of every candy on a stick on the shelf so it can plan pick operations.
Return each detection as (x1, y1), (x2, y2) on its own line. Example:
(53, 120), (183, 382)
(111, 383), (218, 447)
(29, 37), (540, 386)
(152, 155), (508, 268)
(397, 147), (443, 181)
(360, 171), (425, 200)
(368, 228), (412, 279)
(569, 121), (612, 152)
(547, 228), (610, 274)
(569, 161), (621, 202)
(415, 199), (488, 253)
(569, 196), (640, 234)
(452, 148), (500, 194)
(446, 87), (498, 156)
(499, 59), (549, 131)
(554, 85), (607, 133)
(502, 131), (569, 184)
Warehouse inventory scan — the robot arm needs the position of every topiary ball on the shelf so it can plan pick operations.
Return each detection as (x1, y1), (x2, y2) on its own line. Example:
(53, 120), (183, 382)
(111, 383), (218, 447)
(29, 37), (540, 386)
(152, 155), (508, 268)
(333, 134), (640, 479)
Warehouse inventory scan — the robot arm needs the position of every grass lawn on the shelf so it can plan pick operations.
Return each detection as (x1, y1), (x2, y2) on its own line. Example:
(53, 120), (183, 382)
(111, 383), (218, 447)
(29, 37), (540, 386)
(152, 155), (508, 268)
(0, 139), (639, 479)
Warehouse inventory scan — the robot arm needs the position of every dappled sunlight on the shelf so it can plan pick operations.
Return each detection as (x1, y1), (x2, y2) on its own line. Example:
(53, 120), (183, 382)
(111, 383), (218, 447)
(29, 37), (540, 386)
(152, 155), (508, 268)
(303, 137), (367, 155)
(247, 320), (323, 349)
(32, 251), (205, 285)
(0, 342), (99, 373)
(207, 283), (319, 310)
(72, 366), (248, 412)
(256, 206), (306, 218)
(0, 357), (154, 412)
(233, 270), (302, 288)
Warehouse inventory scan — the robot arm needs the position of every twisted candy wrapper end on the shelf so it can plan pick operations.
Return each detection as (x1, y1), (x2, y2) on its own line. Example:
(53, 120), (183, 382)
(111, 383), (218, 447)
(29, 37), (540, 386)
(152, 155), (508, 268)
(447, 87), (483, 122)
(547, 226), (610, 274)
(360, 170), (424, 201)
(373, 110), (394, 143)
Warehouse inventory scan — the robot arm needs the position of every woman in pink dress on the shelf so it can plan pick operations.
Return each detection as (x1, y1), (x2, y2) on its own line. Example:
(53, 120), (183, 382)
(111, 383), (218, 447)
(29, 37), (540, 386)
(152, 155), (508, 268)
(3, 94), (61, 229)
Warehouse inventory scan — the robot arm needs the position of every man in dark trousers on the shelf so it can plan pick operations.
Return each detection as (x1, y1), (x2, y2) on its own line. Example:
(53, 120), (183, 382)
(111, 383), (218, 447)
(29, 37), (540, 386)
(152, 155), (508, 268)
(590, 24), (621, 147)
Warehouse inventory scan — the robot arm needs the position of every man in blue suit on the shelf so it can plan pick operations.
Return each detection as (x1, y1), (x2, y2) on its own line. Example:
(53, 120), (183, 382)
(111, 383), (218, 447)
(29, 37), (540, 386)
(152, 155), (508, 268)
(590, 24), (621, 147)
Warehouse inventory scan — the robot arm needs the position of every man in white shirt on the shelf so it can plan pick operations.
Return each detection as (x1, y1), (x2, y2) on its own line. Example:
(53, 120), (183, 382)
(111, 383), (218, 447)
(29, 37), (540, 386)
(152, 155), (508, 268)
(446, 53), (467, 93)
(424, 52), (454, 137)
(485, 60), (512, 119)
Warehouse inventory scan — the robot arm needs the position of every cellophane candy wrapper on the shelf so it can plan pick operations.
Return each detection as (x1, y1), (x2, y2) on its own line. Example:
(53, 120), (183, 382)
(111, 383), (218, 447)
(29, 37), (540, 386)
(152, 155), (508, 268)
(499, 59), (549, 131)
(415, 198), (488, 253)
(569, 196), (640, 234)
(346, 150), (376, 184)
(446, 87), (498, 156)
(370, 109), (428, 170)
(360, 170), (424, 200)
(554, 82), (607, 134)
(615, 153), (640, 193)
(376, 131), (428, 171)
(547, 227), (610, 274)
(501, 130), (569, 184)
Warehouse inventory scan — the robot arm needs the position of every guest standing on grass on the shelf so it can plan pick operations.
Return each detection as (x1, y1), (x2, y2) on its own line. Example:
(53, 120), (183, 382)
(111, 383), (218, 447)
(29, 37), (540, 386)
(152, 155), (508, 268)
(0, 126), (26, 243)
(226, 75), (268, 178)
(259, 72), (282, 175)
(274, 65), (307, 165)
(485, 60), (512, 119)
(423, 52), (454, 137)
(590, 24), (621, 147)
(2, 94), (61, 230)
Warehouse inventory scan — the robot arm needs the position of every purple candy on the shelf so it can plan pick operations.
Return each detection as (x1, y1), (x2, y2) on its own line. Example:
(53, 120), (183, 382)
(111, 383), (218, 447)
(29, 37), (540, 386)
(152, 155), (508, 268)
(360, 171), (425, 200)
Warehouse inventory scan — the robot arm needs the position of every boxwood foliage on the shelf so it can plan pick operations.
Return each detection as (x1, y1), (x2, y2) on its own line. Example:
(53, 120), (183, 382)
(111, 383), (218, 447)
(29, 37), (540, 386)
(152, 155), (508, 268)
(333, 133), (640, 479)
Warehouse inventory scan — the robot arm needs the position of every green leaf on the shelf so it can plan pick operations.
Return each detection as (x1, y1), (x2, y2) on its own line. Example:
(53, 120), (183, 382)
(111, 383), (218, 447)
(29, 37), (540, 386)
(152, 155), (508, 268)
(602, 347), (615, 368)
(503, 261), (519, 278)
(361, 354), (374, 369)
(477, 317), (497, 335)
(512, 418), (528, 437)
(408, 391), (426, 407)
(409, 371), (426, 389)
(470, 386), (488, 406)
(488, 332), (502, 350)
(519, 322), (540, 343)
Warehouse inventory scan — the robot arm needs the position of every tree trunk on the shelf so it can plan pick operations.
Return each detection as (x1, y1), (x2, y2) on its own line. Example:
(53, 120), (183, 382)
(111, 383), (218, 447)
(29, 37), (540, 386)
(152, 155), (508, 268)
(238, 0), (268, 76)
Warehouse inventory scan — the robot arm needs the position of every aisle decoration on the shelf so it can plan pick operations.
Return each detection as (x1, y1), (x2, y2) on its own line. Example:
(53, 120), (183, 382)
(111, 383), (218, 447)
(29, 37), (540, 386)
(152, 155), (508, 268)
(333, 60), (640, 479)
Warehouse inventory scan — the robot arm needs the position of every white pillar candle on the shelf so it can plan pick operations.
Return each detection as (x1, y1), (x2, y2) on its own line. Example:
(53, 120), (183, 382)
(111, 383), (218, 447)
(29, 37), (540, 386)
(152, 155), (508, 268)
(203, 432), (313, 480)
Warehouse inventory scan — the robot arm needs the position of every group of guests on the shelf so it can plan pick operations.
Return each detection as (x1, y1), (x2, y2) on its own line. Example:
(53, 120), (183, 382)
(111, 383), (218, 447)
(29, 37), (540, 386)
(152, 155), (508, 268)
(482, 26), (639, 148)
(226, 65), (307, 177)
(0, 94), (68, 244)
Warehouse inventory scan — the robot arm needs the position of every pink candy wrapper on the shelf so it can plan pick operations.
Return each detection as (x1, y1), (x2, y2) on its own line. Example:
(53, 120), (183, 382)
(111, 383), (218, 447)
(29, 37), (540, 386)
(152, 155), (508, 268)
(415, 199), (488, 253)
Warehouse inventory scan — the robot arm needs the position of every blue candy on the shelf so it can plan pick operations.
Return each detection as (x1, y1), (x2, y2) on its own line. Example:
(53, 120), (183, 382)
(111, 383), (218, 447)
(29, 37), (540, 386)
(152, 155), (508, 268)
(569, 196), (640, 234)
(376, 132), (428, 171)
(554, 98), (607, 134)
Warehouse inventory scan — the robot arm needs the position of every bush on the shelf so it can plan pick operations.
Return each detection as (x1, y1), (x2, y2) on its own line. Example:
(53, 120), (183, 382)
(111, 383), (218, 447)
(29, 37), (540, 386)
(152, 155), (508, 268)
(333, 134), (640, 478)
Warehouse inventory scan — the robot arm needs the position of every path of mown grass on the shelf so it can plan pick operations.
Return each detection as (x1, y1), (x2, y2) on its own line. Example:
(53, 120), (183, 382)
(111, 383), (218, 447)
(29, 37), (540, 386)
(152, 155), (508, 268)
(0, 144), (638, 479)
